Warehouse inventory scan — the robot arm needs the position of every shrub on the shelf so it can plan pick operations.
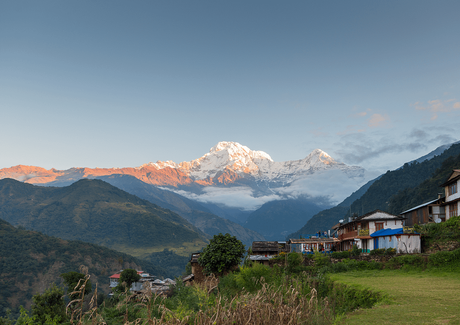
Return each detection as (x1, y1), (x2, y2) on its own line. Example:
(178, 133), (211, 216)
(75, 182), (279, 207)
(370, 248), (386, 256)
(331, 251), (350, 259)
(384, 248), (396, 256)
(429, 248), (460, 269)
(351, 245), (362, 257)
(386, 255), (427, 270)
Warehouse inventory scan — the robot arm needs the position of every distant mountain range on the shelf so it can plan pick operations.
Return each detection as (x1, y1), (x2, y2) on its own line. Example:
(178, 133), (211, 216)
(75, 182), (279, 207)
(0, 141), (369, 241)
(0, 178), (208, 257)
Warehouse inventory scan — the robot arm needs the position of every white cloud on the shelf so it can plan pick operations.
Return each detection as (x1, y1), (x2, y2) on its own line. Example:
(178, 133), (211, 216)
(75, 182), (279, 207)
(162, 168), (373, 210)
(165, 186), (282, 211)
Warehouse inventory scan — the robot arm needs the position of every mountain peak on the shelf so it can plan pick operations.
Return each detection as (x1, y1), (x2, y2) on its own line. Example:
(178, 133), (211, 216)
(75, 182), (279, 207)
(208, 141), (273, 161)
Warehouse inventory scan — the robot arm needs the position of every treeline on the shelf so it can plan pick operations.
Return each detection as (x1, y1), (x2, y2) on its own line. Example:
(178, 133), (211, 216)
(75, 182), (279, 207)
(0, 218), (166, 318)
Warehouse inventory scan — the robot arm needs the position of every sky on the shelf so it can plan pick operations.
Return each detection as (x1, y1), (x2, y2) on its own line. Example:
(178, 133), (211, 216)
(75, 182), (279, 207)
(1, 0), (460, 176)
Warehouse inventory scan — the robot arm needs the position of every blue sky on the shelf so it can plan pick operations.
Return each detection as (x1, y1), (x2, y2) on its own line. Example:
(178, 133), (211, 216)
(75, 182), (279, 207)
(1, 1), (459, 174)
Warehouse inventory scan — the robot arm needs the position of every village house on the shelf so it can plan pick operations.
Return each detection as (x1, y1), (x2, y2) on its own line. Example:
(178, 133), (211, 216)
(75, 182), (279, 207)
(370, 227), (421, 253)
(249, 241), (290, 264)
(400, 195), (445, 227)
(189, 252), (205, 282)
(336, 210), (406, 252)
(109, 270), (175, 294)
(288, 237), (338, 254)
(441, 169), (460, 220)
(109, 270), (155, 292)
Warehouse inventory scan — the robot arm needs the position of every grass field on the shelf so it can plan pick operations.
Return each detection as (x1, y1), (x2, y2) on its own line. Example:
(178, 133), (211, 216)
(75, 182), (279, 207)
(331, 269), (460, 325)
(110, 238), (207, 257)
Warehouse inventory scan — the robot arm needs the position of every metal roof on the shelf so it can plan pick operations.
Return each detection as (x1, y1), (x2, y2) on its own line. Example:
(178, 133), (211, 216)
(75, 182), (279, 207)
(400, 198), (442, 215)
(370, 228), (420, 237)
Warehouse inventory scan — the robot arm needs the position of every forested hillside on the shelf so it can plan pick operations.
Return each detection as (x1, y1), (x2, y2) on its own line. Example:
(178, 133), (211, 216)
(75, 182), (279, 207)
(388, 151), (460, 214)
(289, 142), (460, 237)
(0, 218), (166, 318)
(344, 143), (460, 219)
(95, 175), (265, 247)
(0, 178), (207, 257)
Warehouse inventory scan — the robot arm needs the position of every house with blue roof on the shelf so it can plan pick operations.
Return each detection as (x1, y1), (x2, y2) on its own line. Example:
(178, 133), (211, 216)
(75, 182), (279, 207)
(370, 227), (421, 253)
(337, 210), (407, 253)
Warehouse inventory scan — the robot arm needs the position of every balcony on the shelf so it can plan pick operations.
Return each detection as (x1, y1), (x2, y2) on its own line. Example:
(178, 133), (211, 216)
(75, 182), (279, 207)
(338, 230), (358, 241)
(358, 229), (369, 236)
(403, 226), (414, 234)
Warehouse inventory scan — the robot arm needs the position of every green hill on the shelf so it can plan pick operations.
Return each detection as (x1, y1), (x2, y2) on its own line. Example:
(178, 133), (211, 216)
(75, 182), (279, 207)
(95, 175), (265, 247)
(0, 218), (166, 318)
(0, 178), (207, 257)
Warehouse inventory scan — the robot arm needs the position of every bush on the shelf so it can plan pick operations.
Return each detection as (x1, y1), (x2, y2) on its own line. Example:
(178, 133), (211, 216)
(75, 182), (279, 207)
(331, 251), (350, 259)
(429, 248), (460, 269)
(370, 248), (386, 256)
(385, 248), (397, 256)
(386, 255), (427, 270)
(351, 245), (361, 257)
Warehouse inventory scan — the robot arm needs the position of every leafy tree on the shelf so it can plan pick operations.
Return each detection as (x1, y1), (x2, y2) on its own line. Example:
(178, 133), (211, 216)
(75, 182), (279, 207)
(60, 271), (92, 300)
(198, 233), (245, 275)
(120, 269), (141, 288)
(31, 284), (66, 324)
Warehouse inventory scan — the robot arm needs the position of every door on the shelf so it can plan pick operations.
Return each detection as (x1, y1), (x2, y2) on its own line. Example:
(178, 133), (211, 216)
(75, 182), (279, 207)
(374, 238), (379, 249)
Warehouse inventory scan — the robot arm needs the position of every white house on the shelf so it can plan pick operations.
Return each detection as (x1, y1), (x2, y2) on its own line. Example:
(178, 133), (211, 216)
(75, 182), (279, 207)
(337, 210), (406, 253)
(441, 169), (460, 220)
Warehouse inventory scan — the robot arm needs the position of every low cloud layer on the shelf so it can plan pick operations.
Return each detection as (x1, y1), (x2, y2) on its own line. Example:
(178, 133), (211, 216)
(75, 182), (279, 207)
(165, 169), (372, 211)
(169, 186), (282, 211)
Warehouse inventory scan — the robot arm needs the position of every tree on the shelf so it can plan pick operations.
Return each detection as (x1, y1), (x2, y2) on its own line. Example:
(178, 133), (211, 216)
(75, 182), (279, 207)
(60, 271), (92, 300)
(31, 284), (66, 324)
(119, 269), (141, 288)
(198, 233), (245, 275)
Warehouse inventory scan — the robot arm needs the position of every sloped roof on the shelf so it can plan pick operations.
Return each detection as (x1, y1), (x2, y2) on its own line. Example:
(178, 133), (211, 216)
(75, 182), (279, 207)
(356, 210), (403, 221)
(370, 228), (420, 237)
(400, 197), (444, 215)
(440, 169), (460, 187)
(109, 271), (143, 279)
(252, 241), (279, 252)
(289, 238), (338, 244)
(370, 228), (404, 237)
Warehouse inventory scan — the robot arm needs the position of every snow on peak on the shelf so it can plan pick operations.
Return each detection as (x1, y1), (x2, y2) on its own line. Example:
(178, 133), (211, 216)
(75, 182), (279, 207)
(209, 141), (273, 161)
(144, 142), (361, 182)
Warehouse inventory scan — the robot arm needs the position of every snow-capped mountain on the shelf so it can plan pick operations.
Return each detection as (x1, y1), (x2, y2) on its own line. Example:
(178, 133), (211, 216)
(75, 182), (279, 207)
(0, 141), (369, 214)
(143, 141), (365, 184)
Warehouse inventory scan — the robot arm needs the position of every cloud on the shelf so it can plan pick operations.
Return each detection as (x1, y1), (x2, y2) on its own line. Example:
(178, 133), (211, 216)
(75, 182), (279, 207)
(273, 169), (370, 205)
(412, 99), (460, 120)
(162, 168), (373, 210)
(334, 129), (455, 165)
(409, 129), (429, 141)
(368, 113), (389, 128)
(166, 186), (282, 211)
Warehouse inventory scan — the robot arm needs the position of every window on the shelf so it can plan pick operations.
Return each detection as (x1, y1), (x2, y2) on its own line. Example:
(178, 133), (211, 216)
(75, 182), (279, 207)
(449, 203), (458, 218)
(448, 182), (458, 196)
(375, 222), (384, 231)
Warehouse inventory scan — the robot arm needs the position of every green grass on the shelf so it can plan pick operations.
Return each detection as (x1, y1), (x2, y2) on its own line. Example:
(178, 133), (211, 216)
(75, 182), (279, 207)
(110, 238), (207, 258)
(331, 269), (460, 324)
